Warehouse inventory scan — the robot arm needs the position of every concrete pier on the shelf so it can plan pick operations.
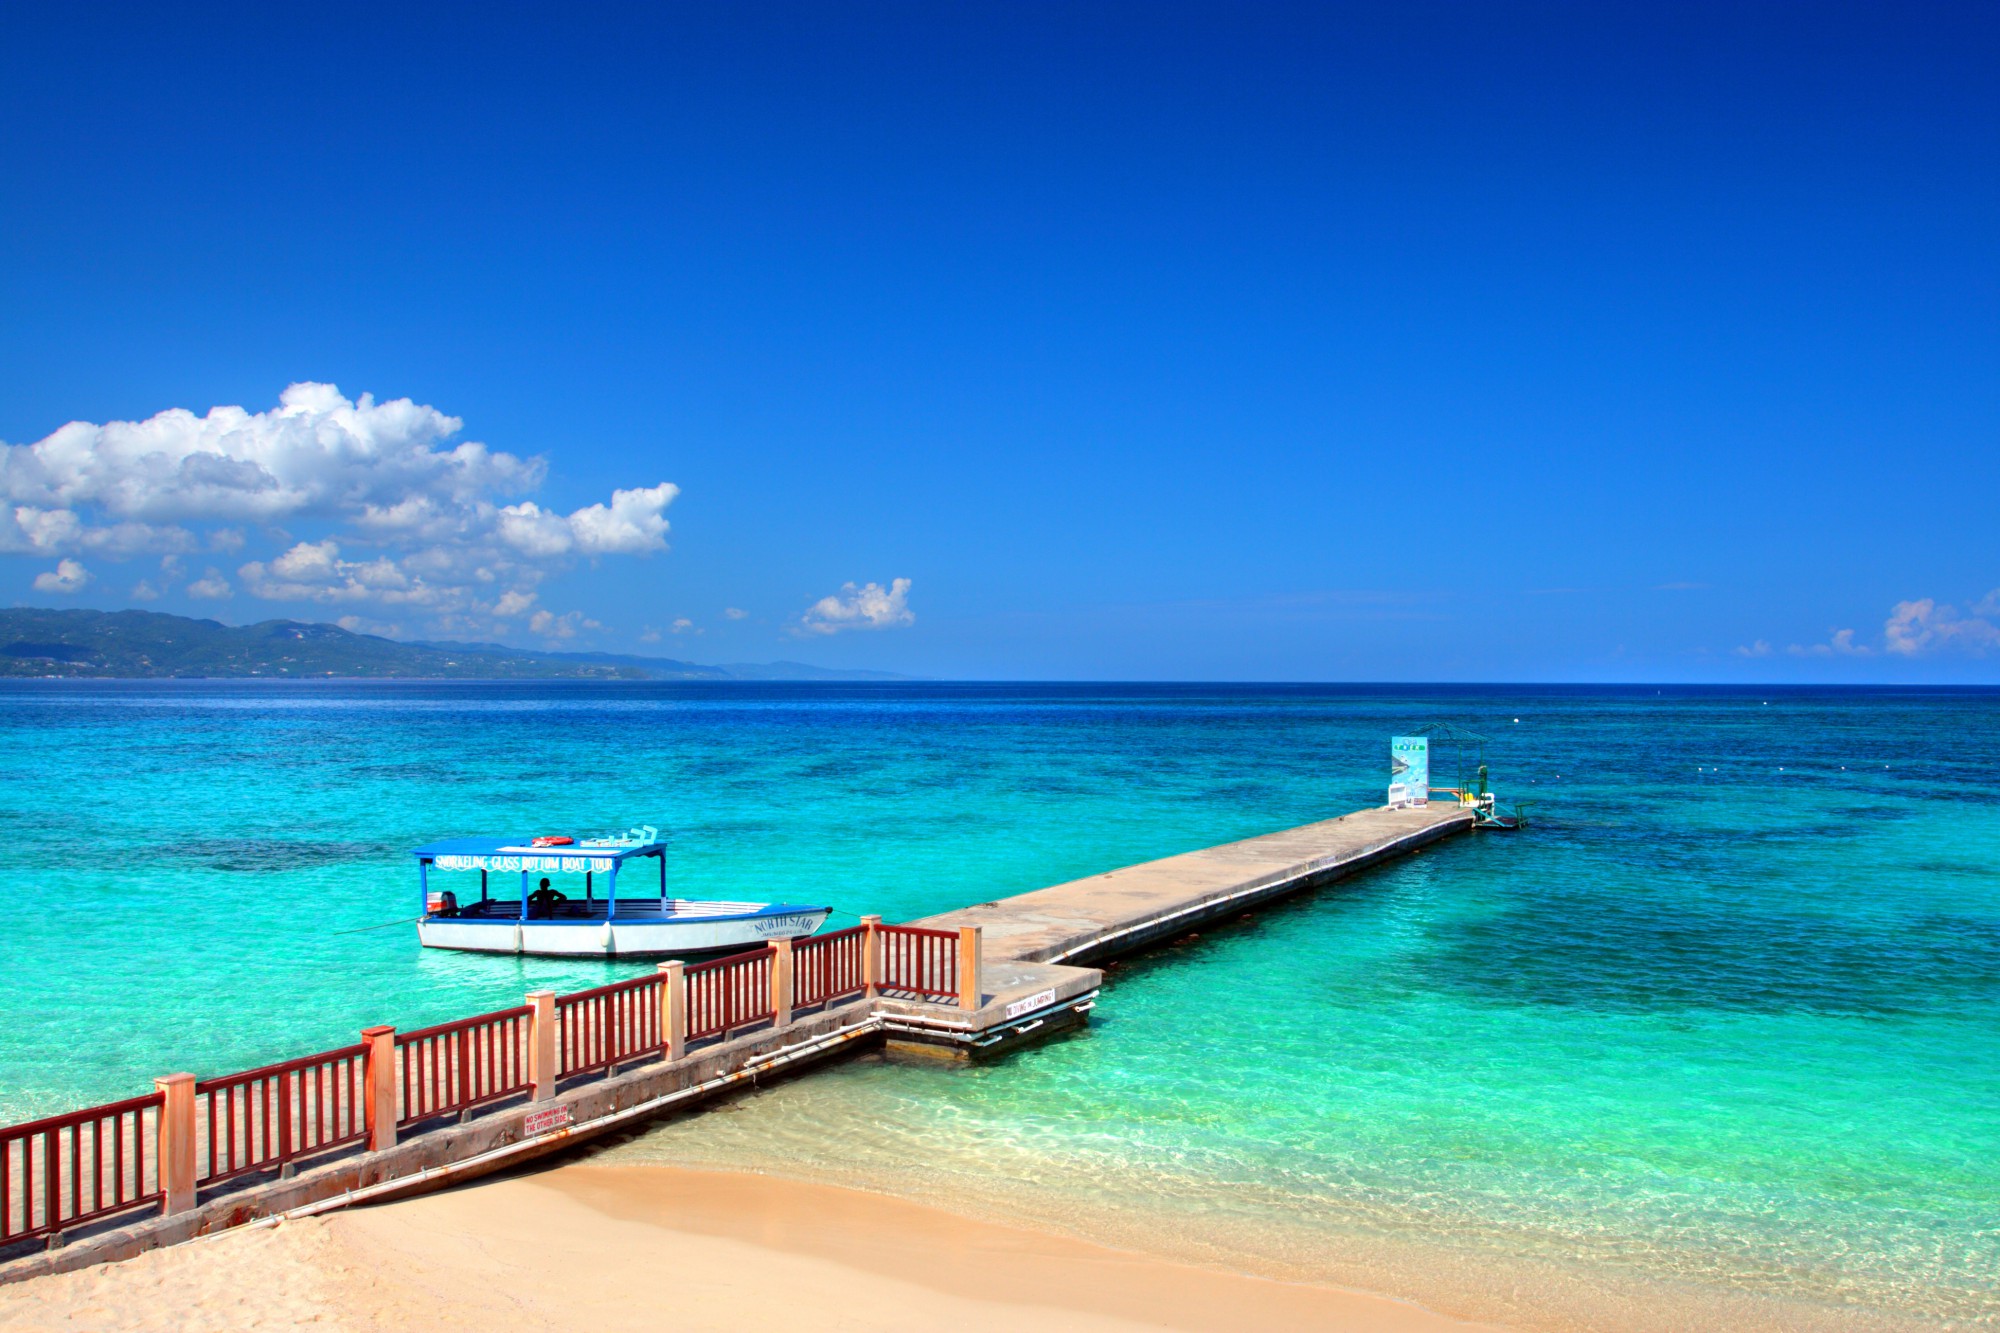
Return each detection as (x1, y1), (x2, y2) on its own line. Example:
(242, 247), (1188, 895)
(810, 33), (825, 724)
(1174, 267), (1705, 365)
(0, 801), (1472, 1283)
(885, 802), (1473, 1054)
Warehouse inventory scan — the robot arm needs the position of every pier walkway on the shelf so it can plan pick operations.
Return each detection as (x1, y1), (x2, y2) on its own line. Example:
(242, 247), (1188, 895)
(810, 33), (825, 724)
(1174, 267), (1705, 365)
(0, 802), (1471, 1283)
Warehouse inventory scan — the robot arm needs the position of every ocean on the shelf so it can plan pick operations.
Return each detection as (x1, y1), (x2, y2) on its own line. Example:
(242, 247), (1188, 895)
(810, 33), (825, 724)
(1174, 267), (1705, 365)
(2, 681), (1995, 1328)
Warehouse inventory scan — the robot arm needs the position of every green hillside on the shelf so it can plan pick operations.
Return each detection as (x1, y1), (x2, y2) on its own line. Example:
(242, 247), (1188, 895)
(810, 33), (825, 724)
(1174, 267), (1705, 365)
(0, 608), (655, 678)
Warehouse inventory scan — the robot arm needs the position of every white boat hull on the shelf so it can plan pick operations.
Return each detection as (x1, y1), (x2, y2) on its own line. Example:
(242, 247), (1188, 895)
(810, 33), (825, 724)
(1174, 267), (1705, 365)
(418, 904), (831, 958)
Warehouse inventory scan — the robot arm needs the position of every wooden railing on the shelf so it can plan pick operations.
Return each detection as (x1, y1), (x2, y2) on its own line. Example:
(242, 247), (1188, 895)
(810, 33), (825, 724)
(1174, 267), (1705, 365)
(793, 926), (868, 1011)
(684, 948), (774, 1043)
(0, 1093), (162, 1245)
(0, 913), (986, 1253)
(878, 925), (961, 1003)
(196, 1044), (368, 1185)
(556, 974), (662, 1078)
(395, 1007), (533, 1127)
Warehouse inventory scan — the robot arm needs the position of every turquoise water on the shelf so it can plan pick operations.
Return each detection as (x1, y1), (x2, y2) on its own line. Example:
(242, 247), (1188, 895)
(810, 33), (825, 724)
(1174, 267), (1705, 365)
(2, 682), (1996, 1326)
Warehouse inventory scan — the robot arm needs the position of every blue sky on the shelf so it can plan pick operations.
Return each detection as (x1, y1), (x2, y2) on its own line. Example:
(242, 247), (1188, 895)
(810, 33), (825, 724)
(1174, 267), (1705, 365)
(2, 2), (1994, 681)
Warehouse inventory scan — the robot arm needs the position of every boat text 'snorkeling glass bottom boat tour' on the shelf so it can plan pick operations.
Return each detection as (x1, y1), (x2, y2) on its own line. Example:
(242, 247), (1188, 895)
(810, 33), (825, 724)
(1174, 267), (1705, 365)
(411, 826), (831, 958)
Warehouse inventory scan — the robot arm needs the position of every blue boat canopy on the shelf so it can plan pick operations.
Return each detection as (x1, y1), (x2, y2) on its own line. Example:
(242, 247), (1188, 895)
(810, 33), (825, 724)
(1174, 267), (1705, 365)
(413, 832), (667, 875)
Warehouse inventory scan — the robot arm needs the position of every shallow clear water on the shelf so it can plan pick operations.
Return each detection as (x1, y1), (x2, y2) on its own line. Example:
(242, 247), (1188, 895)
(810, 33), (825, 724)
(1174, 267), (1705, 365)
(2, 682), (1996, 1325)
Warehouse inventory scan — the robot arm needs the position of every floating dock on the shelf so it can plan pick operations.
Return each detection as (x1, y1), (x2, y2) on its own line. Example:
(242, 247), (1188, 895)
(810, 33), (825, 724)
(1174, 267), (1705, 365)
(0, 801), (1471, 1281)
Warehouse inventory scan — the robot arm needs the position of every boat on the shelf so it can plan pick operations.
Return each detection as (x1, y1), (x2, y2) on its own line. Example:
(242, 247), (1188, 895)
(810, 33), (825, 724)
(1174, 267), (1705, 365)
(411, 827), (831, 958)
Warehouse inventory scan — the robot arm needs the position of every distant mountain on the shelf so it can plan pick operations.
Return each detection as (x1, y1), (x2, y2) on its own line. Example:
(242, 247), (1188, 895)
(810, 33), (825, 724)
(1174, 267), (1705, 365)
(0, 609), (909, 681)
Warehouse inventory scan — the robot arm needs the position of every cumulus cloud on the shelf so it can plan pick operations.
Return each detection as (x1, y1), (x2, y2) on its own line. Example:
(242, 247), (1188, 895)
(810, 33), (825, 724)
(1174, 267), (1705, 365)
(670, 617), (698, 635)
(723, 607), (749, 620)
(132, 579), (160, 601)
(529, 609), (601, 641)
(336, 614), (403, 638)
(186, 569), (233, 600)
(796, 578), (914, 636)
(32, 558), (90, 593)
(1760, 588), (2000, 659)
(1882, 595), (2000, 656)
(1, 383), (678, 633)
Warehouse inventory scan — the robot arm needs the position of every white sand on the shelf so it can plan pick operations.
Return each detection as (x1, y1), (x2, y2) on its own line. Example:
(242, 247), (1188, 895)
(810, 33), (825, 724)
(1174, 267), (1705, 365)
(0, 1164), (1504, 1332)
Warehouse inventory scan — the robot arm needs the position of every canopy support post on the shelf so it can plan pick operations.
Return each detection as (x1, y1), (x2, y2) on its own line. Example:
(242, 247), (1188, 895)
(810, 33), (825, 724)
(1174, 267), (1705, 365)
(606, 861), (619, 921)
(418, 860), (429, 915)
(519, 870), (530, 922)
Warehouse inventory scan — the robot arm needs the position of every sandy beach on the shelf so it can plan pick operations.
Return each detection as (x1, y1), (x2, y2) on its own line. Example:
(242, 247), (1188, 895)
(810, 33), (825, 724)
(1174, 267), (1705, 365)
(0, 1164), (1503, 1332)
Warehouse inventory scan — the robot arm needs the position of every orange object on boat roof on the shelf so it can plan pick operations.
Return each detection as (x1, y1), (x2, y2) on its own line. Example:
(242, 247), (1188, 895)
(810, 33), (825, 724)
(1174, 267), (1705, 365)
(530, 835), (575, 847)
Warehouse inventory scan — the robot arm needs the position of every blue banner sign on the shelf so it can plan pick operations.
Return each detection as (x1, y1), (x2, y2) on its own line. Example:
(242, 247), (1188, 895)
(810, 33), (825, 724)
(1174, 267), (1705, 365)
(1389, 736), (1429, 808)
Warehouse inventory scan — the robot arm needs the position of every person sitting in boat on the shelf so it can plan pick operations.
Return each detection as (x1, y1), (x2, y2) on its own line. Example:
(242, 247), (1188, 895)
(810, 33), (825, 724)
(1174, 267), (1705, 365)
(527, 878), (568, 919)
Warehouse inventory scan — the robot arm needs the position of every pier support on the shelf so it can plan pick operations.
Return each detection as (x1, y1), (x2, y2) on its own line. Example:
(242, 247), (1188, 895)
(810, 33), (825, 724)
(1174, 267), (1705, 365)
(526, 991), (557, 1100)
(658, 961), (685, 1062)
(153, 1073), (195, 1216)
(769, 939), (794, 1027)
(361, 1025), (397, 1151)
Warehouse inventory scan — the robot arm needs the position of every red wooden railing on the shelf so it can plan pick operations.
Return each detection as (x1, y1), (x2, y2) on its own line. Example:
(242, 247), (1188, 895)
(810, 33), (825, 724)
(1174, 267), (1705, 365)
(196, 1044), (368, 1185)
(793, 926), (868, 1011)
(878, 925), (959, 1002)
(556, 974), (663, 1078)
(0, 1092), (162, 1245)
(684, 948), (773, 1043)
(395, 1007), (533, 1127)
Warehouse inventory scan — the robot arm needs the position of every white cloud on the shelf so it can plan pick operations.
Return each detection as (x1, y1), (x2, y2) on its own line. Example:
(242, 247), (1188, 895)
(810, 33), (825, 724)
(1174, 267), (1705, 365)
(528, 609), (601, 641)
(723, 606), (749, 620)
(1732, 640), (1772, 658)
(796, 578), (915, 636)
(336, 614), (403, 638)
(1883, 595), (2000, 656)
(186, 569), (232, 600)
(32, 558), (90, 593)
(1, 384), (677, 629)
(132, 580), (160, 600)
(638, 627), (663, 643)
(670, 617), (699, 635)
(1766, 589), (2000, 659)
(1789, 628), (1870, 657)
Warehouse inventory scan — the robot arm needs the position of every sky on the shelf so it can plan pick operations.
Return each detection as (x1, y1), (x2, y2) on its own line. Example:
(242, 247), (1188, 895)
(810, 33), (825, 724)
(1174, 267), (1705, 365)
(1, 2), (1995, 682)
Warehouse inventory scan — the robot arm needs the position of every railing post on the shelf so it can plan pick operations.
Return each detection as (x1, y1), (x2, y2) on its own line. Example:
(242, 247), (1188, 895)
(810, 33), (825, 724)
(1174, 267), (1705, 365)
(770, 939), (794, 1027)
(153, 1073), (195, 1216)
(659, 961), (686, 1062)
(361, 1025), (397, 1151)
(957, 925), (983, 1012)
(526, 991), (558, 1101)
(861, 914), (882, 998)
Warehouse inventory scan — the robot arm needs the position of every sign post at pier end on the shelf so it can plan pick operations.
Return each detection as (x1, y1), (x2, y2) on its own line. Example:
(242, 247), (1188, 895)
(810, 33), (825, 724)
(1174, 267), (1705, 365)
(1388, 736), (1429, 808)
